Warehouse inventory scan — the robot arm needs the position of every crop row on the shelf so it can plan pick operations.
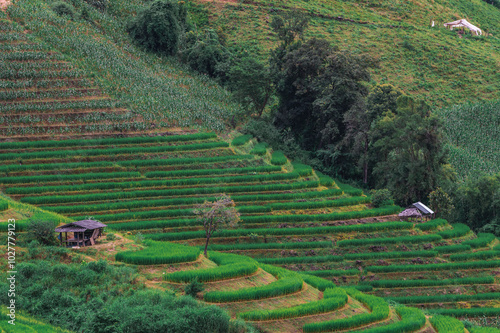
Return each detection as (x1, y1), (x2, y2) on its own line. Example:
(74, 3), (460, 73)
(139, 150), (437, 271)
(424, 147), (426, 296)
(416, 218), (448, 231)
(299, 274), (337, 291)
(434, 244), (472, 254)
(238, 196), (370, 214)
(3, 154), (252, 174)
(231, 134), (252, 146)
(238, 287), (347, 321)
(367, 260), (500, 273)
(0, 171), (142, 185)
(429, 315), (465, 333)
(0, 78), (92, 90)
(203, 264), (304, 303)
(0, 88), (102, 101)
(46, 188), (342, 215)
(449, 250), (500, 261)
(207, 241), (333, 251)
(292, 163), (314, 177)
(388, 292), (500, 304)
(368, 276), (495, 288)
(0, 200), (8, 211)
(7, 172), (299, 195)
(337, 234), (443, 247)
(270, 151), (287, 165)
(0, 132), (217, 150)
(250, 142), (268, 155)
(0, 141), (229, 162)
(429, 307), (500, 318)
(0, 68), (81, 79)
(114, 240), (200, 265)
(359, 306), (426, 333)
(146, 221), (413, 241)
(462, 233), (496, 248)
(304, 269), (360, 277)
(144, 165), (281, 179)
(24, 180), (320, 205)
(0, 99), (122, 114)
(257, 250), (438, 265)
(165, 252), (258, 283)
(303, 288), (390, 332)
(239, 205), (401, 224)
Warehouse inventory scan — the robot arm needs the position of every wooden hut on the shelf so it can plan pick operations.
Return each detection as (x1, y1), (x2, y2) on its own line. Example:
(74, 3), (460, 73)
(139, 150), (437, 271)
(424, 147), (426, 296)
(55, 219), (107, 247)
(399, 202), (435, 222)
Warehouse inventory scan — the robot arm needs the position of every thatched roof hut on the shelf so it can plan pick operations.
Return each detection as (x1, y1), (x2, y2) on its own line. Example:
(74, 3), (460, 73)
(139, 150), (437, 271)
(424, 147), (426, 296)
(399, 202), (434, 222)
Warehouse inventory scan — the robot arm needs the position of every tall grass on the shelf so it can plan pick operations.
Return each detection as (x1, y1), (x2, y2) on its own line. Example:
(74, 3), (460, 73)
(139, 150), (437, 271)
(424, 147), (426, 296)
(115, 240), (200, 265)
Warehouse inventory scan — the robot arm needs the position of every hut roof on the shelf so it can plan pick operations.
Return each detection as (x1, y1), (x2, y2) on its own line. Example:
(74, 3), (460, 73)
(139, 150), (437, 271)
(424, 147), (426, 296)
(398, 208), (422, 217)
(411, 202), (434, 215)
(55, 220), (107, 233)
(444, 19), (482, 35)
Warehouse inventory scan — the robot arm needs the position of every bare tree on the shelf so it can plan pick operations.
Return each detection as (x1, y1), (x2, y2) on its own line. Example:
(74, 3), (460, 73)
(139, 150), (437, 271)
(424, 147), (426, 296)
(193, 194), (240, 257)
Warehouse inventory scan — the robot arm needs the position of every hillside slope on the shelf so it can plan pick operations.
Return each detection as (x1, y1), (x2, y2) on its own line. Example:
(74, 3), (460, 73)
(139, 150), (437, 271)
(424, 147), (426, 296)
(191, 0), (500, 106)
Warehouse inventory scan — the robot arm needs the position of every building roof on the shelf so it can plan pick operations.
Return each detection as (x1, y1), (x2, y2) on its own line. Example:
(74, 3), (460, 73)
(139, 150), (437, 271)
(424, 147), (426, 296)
(444, 19), (482, 35)
(55, 220), (107, 233)
(411, 202), (434, 215)
(398, 207), (422, 217)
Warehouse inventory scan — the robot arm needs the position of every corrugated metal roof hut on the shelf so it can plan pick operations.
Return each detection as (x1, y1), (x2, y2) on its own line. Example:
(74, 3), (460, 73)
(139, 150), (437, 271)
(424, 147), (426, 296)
(399, 202), (435, 222)
(55, 220), (107, 247)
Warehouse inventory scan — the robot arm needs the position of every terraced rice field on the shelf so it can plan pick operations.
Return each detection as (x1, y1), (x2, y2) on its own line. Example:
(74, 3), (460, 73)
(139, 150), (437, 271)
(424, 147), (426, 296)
(1, 130), (499, 332)
(0, 18), (173, 141)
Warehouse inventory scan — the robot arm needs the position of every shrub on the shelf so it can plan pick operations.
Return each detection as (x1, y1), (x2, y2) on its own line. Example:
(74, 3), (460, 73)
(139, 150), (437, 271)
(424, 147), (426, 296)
(185, 278), (204, 298)
(370, 189), (394, 207)
(127, 0), (186, 55)
(315, 171), (334, 187)
(0, 199), (7, 211)
(51, 1), (75, 18)
(105, 233), (116, 241)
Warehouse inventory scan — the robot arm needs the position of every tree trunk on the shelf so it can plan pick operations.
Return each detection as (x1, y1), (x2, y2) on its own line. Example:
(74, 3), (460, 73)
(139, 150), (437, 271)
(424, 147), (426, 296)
(204, 235), (210, 257)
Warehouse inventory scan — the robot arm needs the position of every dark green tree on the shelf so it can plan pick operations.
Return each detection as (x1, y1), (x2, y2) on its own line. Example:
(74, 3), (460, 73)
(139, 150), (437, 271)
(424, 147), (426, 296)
(370, 96), (452, 205)
(429, 187), (455, 218)
(127, 0), (187, 55)
(450, 172), (500, 232)
(343, 84), (402, 184)
(271, 38), (372, 176)
(228, 56), (273, 117)
(181, 29), (230, 78)
(270, 9), (309, 47)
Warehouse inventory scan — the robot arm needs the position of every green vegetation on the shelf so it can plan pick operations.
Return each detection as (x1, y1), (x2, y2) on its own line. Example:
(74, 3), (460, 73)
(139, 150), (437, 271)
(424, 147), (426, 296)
(166, 253), (257, 283)
(238, 288), (347, 321)
(115, 240), (200, 265)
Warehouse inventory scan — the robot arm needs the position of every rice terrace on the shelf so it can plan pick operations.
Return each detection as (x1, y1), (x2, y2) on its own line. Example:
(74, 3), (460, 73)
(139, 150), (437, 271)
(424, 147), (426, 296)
(0, 0), (499, 332)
